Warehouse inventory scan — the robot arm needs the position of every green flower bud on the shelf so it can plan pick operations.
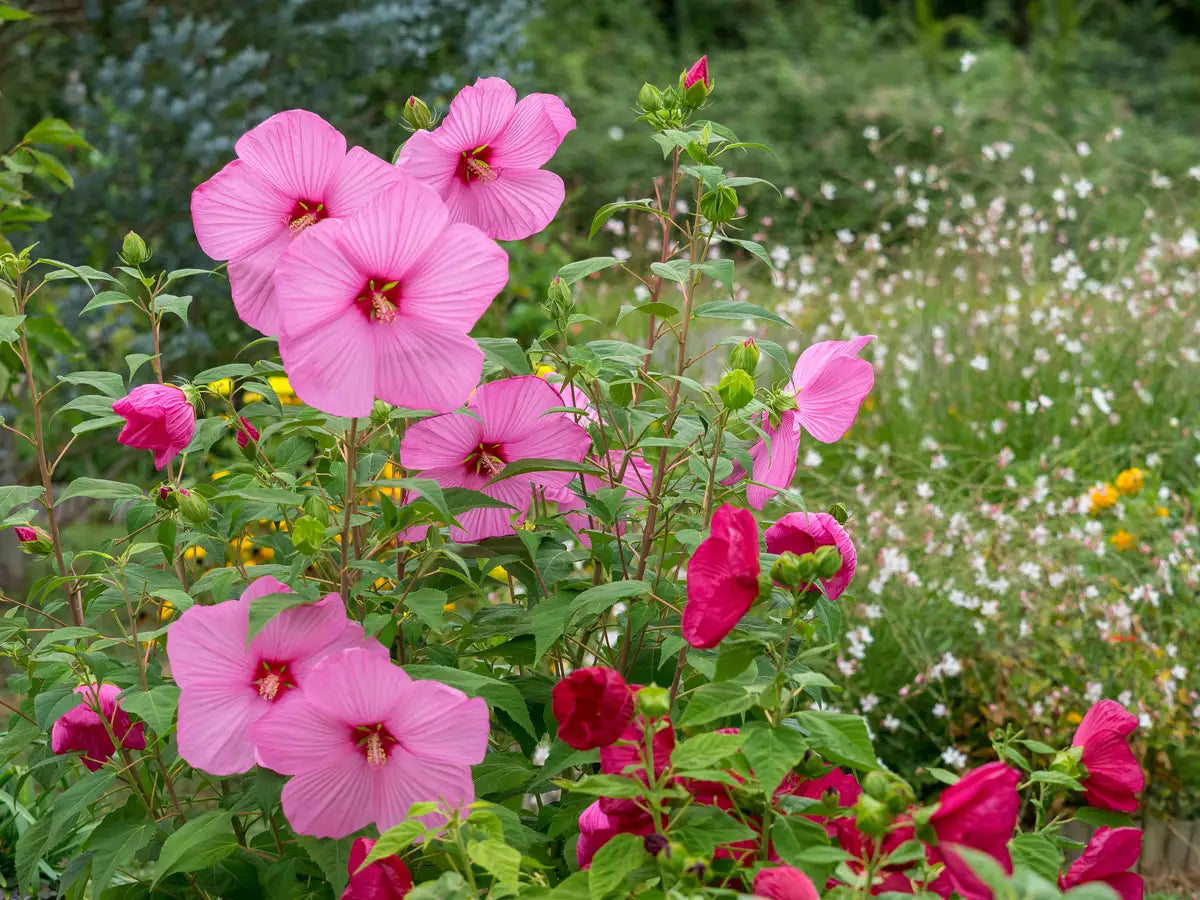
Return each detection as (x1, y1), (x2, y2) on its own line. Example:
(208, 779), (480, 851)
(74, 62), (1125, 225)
(0, 282), (16, 317)
(402, 96), (433, 131)
(14, 525), (53, 556)
(291, 515), (326, 555)
(863, 770), (891, 803)
(813, 545), (843, 580)
(635, 685), (671, 719)
(156, 484), (181, 511)
(1050, 747), (1085, 781)
(684, 78), (710, 109)
(700, 185), (738, 223)
(178, 491), (210, 526)
(828, 502), (848, 525)
(770, 551), (803, 588)
(716, 369), (755, 410)
(885, 778), (916, 813)
(303, 495), (333, 527)
(802, 750), (826, 778)
(854, 793), (893, 836)
(546, 275), (573, 317)
(370, 399), (392, 427)
(120, 231), (151, 266)
(179, 382), (203, 414)
(729, 338), (760, 376)
(638, 82), (664, 113)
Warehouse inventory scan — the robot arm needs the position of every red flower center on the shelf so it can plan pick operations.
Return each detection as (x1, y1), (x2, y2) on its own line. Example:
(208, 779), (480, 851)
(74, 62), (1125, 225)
(286, 200), (326, 235)
(355, 278), (401, 325)
(254, 660), (295, 702)
(457, 145), (498, 184)
(464, 441), (506, 478)
(354, 723), (398, 769)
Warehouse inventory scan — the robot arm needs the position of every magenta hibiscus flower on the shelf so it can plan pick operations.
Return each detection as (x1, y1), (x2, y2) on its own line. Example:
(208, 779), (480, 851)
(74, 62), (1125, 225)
(399, 376), (591, 542)
(250, 648), (489, 838)
(1072, 699), (1145, 813)
(1059, 827), (1143, 900)
(764, 511), (858, 600)
(113, 384), (196, 470)
(928, 762), (1021, 900)
(192, 109), (400, 335)
(166, 576), (386, 776)
(732, 336), (875, 509)
(682, 504), (762, 649)
(274, 177), (508, 417)
(397, 77), (575, 240)
(50, 683), (146, 771)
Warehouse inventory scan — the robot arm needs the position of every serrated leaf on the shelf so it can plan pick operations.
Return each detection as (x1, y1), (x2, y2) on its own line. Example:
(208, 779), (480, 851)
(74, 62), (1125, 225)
(87, 816), (157, 900)
(119, 684), (180, 735)
(673, 804), (756, 856)
(567, 579), (651, 629)
(0, 484), (44, 517)
(297, 835), (356, 896)
(792, 710), (878, 770)
(0, 314), (25, 343)
(742, 721), (808, 798)
(671, 731), (747, 772)
(23, 118), (90, 148)
(678, 682), (754, 727)
(649, 259), (691, 284)
(1029, 770), (1084, 791)
(58, 477), (142, 504)
(48, 769), (116, 845)
(1010, 833), (1064, 882)
(247, 591), (318, 642)
(694, 300), (791, 327)
(588, 833), (646, 900)
(402, 588), (448, 633)
(152, 811), (238, 883)
(469, 839), (521, 885)
(557, 256), (621, 285)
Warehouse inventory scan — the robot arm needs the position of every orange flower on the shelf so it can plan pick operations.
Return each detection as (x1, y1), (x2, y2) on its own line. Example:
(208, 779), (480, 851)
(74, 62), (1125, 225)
(1109, 529), (1135, 552)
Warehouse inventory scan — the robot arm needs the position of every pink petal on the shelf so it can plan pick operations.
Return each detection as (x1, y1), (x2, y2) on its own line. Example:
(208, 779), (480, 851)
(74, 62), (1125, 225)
(279, 756), (377, 838)
(438, 77), (518, 150)
(490, 93), (576, 169)
(400, 222), (509, 331)
(372, 749), (476, 832)
(747, 411), (801, 510)
(504, 416), (592, 490)
(251, 594), (383, 679)
(250, 694), (360, 776)
(240, 575), (291, 604)
(227, 229), (291, 336)
(278, 308), (377, 417)
(337, 178), (448, 282)
(167, 597), (257, 688)
(394, 129), (458, 194)
(450, 475), (530, 543)
(274, 222), (366, 337)
(400, 413), (485, 471)
(1063, 828), (1142, 884)
(473, 376), (563, 439)
(371, 325), (483, 414)
(324, 146), (403, 218)
(441, 166), (566, 241)
(385, 683), (488, 766)
(191, 159), (292, 262)
(789, 335), (875, 392)
(176, 685), (264, 775)
(796, 356), (874, 443)
(303, 648), (411, 726)
(234, 109), (347, 202)
(682, 543), (756, 649)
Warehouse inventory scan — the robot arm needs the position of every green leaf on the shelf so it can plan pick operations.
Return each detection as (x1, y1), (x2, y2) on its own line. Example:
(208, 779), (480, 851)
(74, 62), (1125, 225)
(59, 370), (125, 398)
(194, 363), (255, 384)
(473, 751), (536, 797)
(699, 259), (735, 296)
(164, 267), (215, 285)
(529, 593), (575, 659)
(588, 199), (663, 240)
(1072, 807), (1133, 828)
(403, 664), (534, 737)
(359, 821), (425, 870)
(15, 811), (53, 894)
(152, 293), (192, 322)
(48, 769), (117, 845)
(721, 236), (777, 270)
(28, 148), (73, 187)
(477, 337), (531, 375)
(925, 767), (961, 785)
(562, 774), (646, 798)
(588, 833), (646, 900)
(670, 730), (748, 772)
(673, 804), (756, 856)
(152, 811), (238, 884)
(488, 457), (606, 484)
(1010, 833), (1065, 882)
(403, 588), (448, 633)
(87, 816), (157, 900)
(0, 314), (25, 344)
(1018, 739), (1059, 755)
(58, 477), (143, 504)
(678, 682), (755, 727)
(567, 579), (651, 629)
(792, 710), (878, 770)
(0, 484), (44, 517)
(247, 591), (318, 642)
(649, 259), (691, 284)
(297, 835), (356, 896)
(954, 846), (1017, 900)
(1029, 770), (1085, 791)
(557, 256), (622, 285)
(694, 300), (791, 328)
(0, 4), (34, 20)
(23, 118), (90, 148)
(469, 839), (521, 885)
(213, 485), (304, 506)
(79, 290), (136, 314)
(742, 721), (809, 797)
(772, 814), (832, 867)
(119, 685), (180, 735)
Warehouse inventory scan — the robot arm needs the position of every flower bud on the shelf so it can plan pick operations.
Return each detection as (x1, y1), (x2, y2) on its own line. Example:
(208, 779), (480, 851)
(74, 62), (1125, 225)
(178, 491), (210, 526)
(729, 338), (760, 376)
(1050, 746), (1085, 780)
(854, 793), (893, 836)
(14, 525), (52, 556)
(635, 685), (671, 719)
(802, 750), (826, 778)
(544, 275), (574, 323)
(120, 231), (151, 266)
(402, 96), (433, 131)
(235, 416), (259, 451)
(827, 502), (848, 525)
(813, 545), (843, 580)
(638, 83), (664, 113)
(303, 495), (333, 527)
(156, 484), (182, 510)
(291, 514), (326, 555)
(683, 55), (710, 90)
(700, 186), (738, 223)
(716, 369), (755, 410)
(643, 833), (669, 857)
(885, 778), (916, 813)
(370, 399), (392, 427)
(771, 551), (816, 589)
(863, 770), (890, 803)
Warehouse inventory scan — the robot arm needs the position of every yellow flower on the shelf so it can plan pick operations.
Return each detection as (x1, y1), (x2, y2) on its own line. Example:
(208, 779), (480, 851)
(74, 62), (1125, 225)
(233, 536), (274, 566)
(1110, 529), (1136, 552)
(1088, 483), (1118, 513)
(488, 565), (509, 582)
(211, 469), (230, 481)
(183, 545), (206, 562)
(368, 461), (404, 503)
(1157, 505), (1169, 518)
(207, 377), (233, 396)
(160, 600), (176, 621)
(535, 364), (556, 379)
(373, 577), (395, 591)
(1115, 467), (1144, 495)
(244, 375), (301, 406)
(1065, 711), (1083, 725)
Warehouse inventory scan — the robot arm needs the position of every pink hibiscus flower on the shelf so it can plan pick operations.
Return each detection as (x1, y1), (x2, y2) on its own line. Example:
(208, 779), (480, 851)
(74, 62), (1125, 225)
(732, 336), (875, 509)
(191, 109), (400, 335)
(113, 384), (196, 470)
(1059, 827), (1143, 900)
(1072, 699), (1145, 813)
(397, 77), (575, 240)
(576, 800), (656, 869)
(754, 867), (819, 900)
(399, 376), (591, 542)
(250, 648), (489, 838)
(764, 511), (858, 600)
(343, 837), (413, 900)
(682, 504), (762, 648)
(166, 576), (386, 776)
(928, 762), (1020, 900)
(50, 683), (146, 771)
(274, 177), (508, 416)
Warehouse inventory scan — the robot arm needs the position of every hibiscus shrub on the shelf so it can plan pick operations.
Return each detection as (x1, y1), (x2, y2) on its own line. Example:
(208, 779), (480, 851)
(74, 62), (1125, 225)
(0, 60), (1150, 900)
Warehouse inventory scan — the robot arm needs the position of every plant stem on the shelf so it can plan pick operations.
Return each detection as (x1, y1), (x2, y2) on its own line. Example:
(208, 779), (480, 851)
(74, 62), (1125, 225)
(340, 418), (359, 604)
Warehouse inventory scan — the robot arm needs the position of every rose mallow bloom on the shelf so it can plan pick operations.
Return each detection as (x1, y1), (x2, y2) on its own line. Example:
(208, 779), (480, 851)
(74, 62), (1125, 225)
(50, 683), (146, 771)
(684, 56), (710, 89)
(275, 177), (508, 417)
(397, 77), (575, 240)
(754, 867), (819, 900)
(765, 512), (857, 600)
(553, 667), (635, 750)
(251, 648), (489, 838)
(400, 376), (591, 542)
(682, 504), (761, 648)
(113, 383), (196, 470)
(928, 762), (1020, 900)
(167, 576), (386, 776)
(236, 416), (259, 449)
(343, 837), (413, 900)
(733, 336), (875, 509)
(14, 526), (37, 542)
(191, 109), (400, 335)
(577, 800), (655, 869)
(1072, 699), (1145, 813)
(1059, 827), (1143, 900)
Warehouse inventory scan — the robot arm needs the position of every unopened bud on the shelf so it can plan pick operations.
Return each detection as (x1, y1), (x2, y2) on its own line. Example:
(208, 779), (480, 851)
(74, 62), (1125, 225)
(885, 778), (915, 813)
(178, 491), (210, 526)
(370, 399), (392, 427)
(14, 525), (52, 556)
(643, 833), (669, 857)
(1050, 747), (1085, 781)
(863, 770), (890, 803)
(828, 502), (848, 525)
(700, 185), (738, 223)
(729, 338), (760, 375)
(303, 495), (332, 527)
(716, 369), (755, 410)
(772, 551), (817, 589)
(813, 545), (843, 580)
(635, 685), (671, 719)
(179, 382), (203, 414)
(802, 750), (826, 778)
(638, 83), (664, 113)
(683, 55), (710, 91)
(235, 416), (259, 451)
(545, 276), (573, 321)
(402, 96), (433, 131)
(854, 794), (892, 836)
(291, 514), (326, 555)
(156, 484), (181, 510)
(120, 231), (151, 266)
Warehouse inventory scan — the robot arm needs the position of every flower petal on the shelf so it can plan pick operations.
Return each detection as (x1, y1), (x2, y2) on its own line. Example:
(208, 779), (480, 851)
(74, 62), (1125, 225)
(324, 146), (403, 218)
(394, 129), (458, 194)
(250, 694), (360, 776)
(400, 222), (508, 331)
(278, 310), (377, 417)
(441, 166), (565, 241)
(177, 686), (264, 775)
(473, 376), (563, 440)
(227, 228), (291, 336)
(337, 177), (449, 282)
(438, 77), (517, 150)
(796, 356), (874, 443)
(490, 93), (576, 169)
(747, 411), (801, 509)
(450, 475), (530, 543)
(789, 335), (875, 392)
(274, 221), (365, 337)
(401, 412), (484, 471)
(371, 324), (483, 414)
(234, 109), (346, 202)
(302, 648), (411, 726)
(386, 683), (488, 766)
(279, 756), (377, 838)
(191, 159), (292, 262)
